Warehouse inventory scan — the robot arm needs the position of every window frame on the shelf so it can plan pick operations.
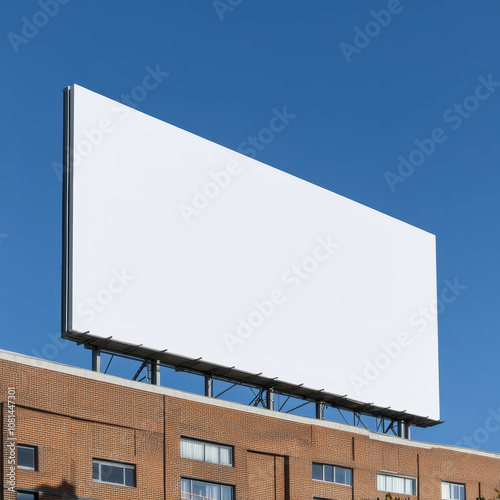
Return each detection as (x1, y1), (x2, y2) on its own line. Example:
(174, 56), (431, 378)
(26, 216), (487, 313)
(17, 444), (37, 471)
(92, 458), (136, 488)
(181, 477), (234, 500)
(312, 462), (353, 486)
(180, 436), (234, 467)
(16, 492), (39, 500)
(442, 480), (466, 500)
(377, 472), (417, 496)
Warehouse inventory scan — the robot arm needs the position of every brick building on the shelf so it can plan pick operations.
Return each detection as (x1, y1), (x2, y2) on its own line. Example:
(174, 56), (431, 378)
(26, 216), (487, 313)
(1, 350), (499, 500)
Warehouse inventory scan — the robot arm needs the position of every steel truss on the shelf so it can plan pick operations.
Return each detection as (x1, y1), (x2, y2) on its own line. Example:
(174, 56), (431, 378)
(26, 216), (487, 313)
(85, 344), (437, 438)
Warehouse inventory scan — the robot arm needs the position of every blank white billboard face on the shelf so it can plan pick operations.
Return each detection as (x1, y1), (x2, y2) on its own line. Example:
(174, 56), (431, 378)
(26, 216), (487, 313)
(64, 85), (439, 421)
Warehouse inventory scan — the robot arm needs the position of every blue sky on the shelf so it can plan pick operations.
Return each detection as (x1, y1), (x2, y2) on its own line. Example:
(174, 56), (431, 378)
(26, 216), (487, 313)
(1, 1), (500, 452)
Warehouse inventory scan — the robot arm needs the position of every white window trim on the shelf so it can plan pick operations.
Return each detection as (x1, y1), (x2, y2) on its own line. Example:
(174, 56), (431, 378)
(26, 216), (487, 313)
(181, 477), (234, 500)
(312, 463), (353, 486)
(180, 436), (234, 466)
(92, 458), (136, 487)
(377, 472), (417, 496)
(441, 480), (466, 500)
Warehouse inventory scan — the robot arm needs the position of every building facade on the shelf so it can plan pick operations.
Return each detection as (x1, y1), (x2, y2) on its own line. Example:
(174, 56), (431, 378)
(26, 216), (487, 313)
(1, 350), (499, 500)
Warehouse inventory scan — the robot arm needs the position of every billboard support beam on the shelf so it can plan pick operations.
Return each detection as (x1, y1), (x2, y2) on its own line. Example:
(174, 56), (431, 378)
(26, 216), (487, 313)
(384, 419), (396, 435)
(354, 412), (368, 430)
(398, 421), (404, 438)
(316, 402), (325, 420)
(87, 338), (415, 436)
(67, 336), (441, 430)
(399, 421), (411, 440)
(133, 360), (148, 381)
(205, 375), (213, 397)
(91, 348), (101, 373)
(151, 360), (160, 386)
(267, 388), (274, 410)
(378, 418), (411, 437)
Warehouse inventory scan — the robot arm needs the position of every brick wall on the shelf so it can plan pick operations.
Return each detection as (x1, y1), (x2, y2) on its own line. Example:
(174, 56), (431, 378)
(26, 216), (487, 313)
(1, 354), (499, 500)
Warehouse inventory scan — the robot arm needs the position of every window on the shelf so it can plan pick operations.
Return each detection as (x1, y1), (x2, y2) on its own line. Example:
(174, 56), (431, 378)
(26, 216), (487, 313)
(181, 437), (233, 466)
(17, 493), (38, 500)
(312, 463), (352, 486)
(92, 459), (135, 487)
(17, 445), (36, 470)
(181, 478), (233, 500)
(442, 481), (465, 500)
(377, 473), (416, 496)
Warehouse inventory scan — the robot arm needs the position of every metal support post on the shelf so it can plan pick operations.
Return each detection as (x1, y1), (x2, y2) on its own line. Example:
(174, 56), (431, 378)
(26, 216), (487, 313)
(399, 421), (411, 439)
(267, 388), (274, 410)
(205, 375), (213, 397)
(150, 359), (160, 385)
(91, 348), (101, 372)
(398, 420), (408, 438)
(316, 402), (325, 420)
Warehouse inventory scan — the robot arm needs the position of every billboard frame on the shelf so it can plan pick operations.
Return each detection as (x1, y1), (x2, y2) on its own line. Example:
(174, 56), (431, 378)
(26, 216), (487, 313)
(62, 86), (72, 339)
(61, 85), (441, 431)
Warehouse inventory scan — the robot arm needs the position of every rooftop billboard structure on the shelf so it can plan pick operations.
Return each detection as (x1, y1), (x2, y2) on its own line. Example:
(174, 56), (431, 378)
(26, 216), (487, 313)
(62, 85), (440, 425)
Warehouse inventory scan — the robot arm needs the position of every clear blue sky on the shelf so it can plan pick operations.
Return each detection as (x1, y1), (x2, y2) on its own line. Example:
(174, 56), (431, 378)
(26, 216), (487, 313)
(1, 1), (500, 452)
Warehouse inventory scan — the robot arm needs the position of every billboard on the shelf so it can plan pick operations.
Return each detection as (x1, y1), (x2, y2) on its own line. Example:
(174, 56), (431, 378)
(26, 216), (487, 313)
(63, 84), (440, 422)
